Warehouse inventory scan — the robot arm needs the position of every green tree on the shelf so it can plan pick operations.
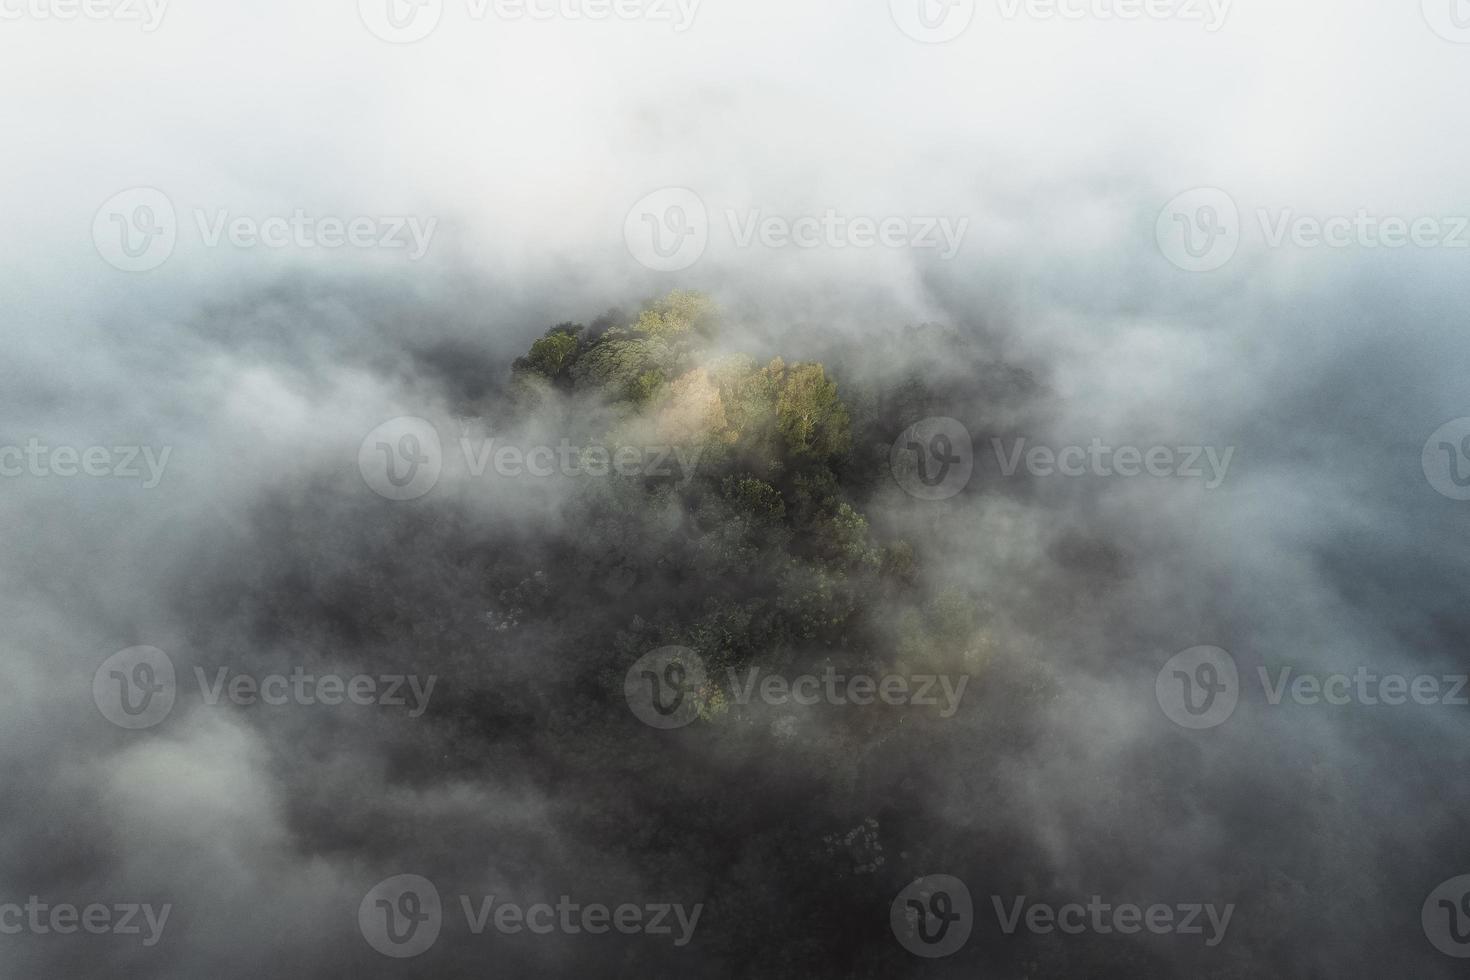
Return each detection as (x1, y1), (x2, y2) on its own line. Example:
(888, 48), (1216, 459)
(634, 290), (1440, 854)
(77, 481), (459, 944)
(634, 289), (718, 338)
(776, 362), (851, 461)
(522, 331), (578, 379)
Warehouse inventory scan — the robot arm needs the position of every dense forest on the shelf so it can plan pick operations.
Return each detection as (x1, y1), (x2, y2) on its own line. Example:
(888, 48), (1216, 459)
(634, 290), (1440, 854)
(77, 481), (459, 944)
(157, 290), (1339, 977)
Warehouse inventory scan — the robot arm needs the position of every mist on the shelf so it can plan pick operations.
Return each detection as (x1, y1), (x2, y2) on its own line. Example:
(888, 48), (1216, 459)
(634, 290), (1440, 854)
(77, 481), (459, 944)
(2, 1), (1468, 976)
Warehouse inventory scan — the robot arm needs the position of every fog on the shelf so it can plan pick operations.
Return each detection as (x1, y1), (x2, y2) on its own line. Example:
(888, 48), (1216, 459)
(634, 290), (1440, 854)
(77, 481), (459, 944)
(2, 0), (1468, 976)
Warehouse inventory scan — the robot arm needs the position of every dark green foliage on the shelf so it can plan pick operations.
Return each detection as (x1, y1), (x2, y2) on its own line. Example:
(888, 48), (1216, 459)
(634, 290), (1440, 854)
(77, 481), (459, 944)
(497, 290), (975, 685)
(522, 331), (578, 379)
(178, 292), (1013, 980)
(723, 476), (785, 524)
(776, 361), (851, 461)
(569, 338), (672, 401)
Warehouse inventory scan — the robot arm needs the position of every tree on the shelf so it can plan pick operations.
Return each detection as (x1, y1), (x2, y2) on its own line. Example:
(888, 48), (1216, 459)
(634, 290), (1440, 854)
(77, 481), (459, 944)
(634, 289), (718, 338)
(521, 331), (578, 379)
(777, 362), (851, 461)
